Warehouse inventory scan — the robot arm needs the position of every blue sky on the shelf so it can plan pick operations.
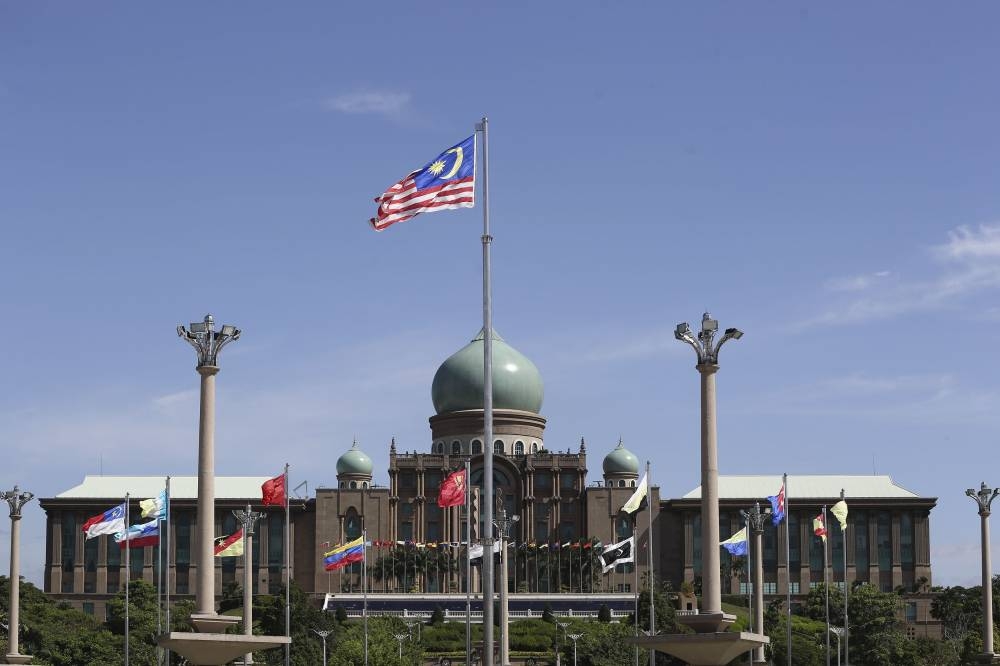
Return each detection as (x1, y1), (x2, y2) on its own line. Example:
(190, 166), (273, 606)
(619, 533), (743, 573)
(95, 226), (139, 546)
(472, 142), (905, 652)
(2, 2), (999, 587)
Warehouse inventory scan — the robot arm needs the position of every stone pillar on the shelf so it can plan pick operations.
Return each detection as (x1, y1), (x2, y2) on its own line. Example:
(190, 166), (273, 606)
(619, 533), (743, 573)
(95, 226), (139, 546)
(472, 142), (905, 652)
(2, 486), (34, 665)
(698, 363), (722, 616)
(195, 365), (219, 617)
(752, 528), (765, 665)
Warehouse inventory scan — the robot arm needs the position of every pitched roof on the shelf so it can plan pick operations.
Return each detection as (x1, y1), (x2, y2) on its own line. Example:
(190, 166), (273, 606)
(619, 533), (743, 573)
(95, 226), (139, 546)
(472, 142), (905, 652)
(54, 475), (272, 500)
(680, 475), (924, 500)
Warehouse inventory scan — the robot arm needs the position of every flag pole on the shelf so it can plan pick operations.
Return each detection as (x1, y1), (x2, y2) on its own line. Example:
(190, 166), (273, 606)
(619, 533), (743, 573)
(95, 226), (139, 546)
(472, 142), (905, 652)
(823, 505), (830, 666)
(363, 528), (369, 666)
(284, 462), (290, 666)
(157, 492), (162, 665)
(746, 513), (752, 666)
(841, 489), (849, 666)
(465, 458), (472, 666)
(647, 461), (655, 666)
(165, 476), (171, 666)
(784, 473), (791, 666)
(125, 492), (131, 666)
(633, 517), (639, 666)
(476, 114), (496, 666)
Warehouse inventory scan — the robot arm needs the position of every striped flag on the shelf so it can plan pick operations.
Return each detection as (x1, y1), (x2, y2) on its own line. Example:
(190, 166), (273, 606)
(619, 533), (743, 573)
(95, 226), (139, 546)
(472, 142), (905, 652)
(214, 529), (244, 557)
(370, 136), (475, 231)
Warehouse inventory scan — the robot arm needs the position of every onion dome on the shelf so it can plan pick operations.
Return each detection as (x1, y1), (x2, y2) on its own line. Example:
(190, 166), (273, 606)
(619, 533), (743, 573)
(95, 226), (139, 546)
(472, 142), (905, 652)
(431, 329), (544, 415)
(603, 439), (639, 476)
(336, 440), (373, 477)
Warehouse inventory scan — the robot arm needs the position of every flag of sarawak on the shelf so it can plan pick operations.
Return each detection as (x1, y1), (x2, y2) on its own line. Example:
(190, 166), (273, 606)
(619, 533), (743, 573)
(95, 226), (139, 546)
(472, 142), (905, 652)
(369, 135), (475, 231)
(437, 469), (466, 508)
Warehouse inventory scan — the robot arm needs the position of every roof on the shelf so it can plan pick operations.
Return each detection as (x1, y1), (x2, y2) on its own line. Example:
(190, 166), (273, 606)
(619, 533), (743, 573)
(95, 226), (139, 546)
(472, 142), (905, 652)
(680, 475), (925, 500)
(54, 475), (272, 500)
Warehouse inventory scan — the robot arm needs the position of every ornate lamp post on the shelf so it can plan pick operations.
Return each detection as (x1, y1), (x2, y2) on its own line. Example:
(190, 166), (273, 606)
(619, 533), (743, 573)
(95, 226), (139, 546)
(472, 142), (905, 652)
(675, 312), (742, 631)
(966, 482), (1000, 663)
(234, 504), (263, 664)
(740, 502), (770, 665)
(312, 629), (332, 665)
(1, 486), (34, 665)
(177, 314), (241, 632)
(567, 633), (584, 666)
(494, 494), (520, 666)
(393, 633), (409, 659)
(555, 621), (569, 666)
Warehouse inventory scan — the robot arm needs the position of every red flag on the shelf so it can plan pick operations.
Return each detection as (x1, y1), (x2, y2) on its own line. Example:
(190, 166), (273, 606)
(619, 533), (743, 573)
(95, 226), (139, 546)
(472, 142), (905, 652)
(437, 469), (467, 508)
(262, 473), (286, 506)
(813, 513), (828, 542)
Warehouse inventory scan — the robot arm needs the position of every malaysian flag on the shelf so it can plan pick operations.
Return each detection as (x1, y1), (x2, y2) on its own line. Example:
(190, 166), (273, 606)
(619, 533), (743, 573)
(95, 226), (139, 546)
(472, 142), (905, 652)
(369, 135), (475, 231)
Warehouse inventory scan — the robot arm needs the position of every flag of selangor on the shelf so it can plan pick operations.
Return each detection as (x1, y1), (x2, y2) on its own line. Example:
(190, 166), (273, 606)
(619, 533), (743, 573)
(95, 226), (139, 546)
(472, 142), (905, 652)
(370, 135), (475, 231)
(82, 502), (127, 539)
(115, 520), (160, 549)
(437, 468), (467, 508)
(324, 537), (365, 571)
(767, 482), (786, 526)
(215, 529), (244, 557)
(813, 513), (828, 542)
(140, 490), (167, 520)
(720, 527), (748, 556)
(262, 473), (286, 506)
(830, 500), (848, 530)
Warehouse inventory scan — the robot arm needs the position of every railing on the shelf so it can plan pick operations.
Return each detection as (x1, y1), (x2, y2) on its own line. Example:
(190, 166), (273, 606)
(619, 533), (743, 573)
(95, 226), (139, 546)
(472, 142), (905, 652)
(341, 608), (630, 621)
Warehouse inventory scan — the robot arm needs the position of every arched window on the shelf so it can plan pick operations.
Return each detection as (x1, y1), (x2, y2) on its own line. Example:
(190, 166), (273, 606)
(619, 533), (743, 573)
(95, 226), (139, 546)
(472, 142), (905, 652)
(436, 442), (444, 454)
(618, 480), (625, 488)
(362, 481), (369, 489)
(452, 441), (462, 455)
(345, 508), (362, 540)
(494, 440), (504, 455)
(472, 440), (482, 454)
(514, 441), (524, 456)
(350, 481), (357, 489)
(339, 482), (345, 489)
(631, 480), (637, 487)
(531, 442), (539, 454)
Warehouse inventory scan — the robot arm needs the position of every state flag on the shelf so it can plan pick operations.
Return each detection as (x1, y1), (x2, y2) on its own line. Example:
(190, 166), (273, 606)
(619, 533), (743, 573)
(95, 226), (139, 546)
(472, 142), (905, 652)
(599, 536), (635, 573)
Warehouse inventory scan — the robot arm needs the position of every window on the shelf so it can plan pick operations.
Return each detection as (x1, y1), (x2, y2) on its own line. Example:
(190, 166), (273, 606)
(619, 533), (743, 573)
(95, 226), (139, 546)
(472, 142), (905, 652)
(854, 510), (869, 575)
(763, 520), (777, 573)
(362, 481), (369, 489)
(472, 440), (482, 454)
(106, 534), (121, 593)
(562, 501), (575, 517)
(221, 513), (237, 586)
(740, 582), (753, 594)
(764, 582), (777, 595)
(349, 481), (357, 489)
(82, 602), (94, 616)
(877, 511), (892, 572)
(84, 535), (99, 593)
(176, 512), (191, 594)
(631, 480), (636, 487)
(452, 441), (462, 455)
(789, 582), (800, 594)
(831, 516), (844, 575)
(345, 508), (362, 539)
(905, 602), (917, 623)
(532, 442), (539, 454)
(788, 512), (801, 574)
(535, 474), (552, 491)
(561, 473), (576, 492)
(61, 512), (76, 593)
(900, 511), (915, 572)
(692, 513), (702, 576)
(810, 521), (825, 573)
(436, 442), (444, 454)
(268, 514), (284, 594)
(130, 544), (144, 578)
(400, 473), (416, 489)
(514, 441), (524, 456)
(535, 503), (550, 542)
(494, 440), (504, 455)
(618, 480), (625, 488)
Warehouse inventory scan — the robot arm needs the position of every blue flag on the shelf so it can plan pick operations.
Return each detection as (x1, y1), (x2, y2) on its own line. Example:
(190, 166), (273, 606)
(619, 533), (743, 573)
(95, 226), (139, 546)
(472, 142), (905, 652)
(767, 481), (786, 525)
(720, 527), (748, 556)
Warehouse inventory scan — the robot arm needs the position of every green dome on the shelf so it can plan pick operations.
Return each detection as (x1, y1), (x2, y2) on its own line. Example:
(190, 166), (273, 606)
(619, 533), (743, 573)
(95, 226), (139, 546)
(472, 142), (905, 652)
(431, 329), (544, 415)
(603, 440), (639, 476)
(337, 441), (373, 477)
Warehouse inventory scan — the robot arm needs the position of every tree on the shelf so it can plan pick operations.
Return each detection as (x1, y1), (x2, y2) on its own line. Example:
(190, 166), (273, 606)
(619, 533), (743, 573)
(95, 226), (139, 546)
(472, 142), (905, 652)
(846, 583), (914, 666)
(597, 604), (612, 623)
(803, 582), (845, 627)
(106, 579), (162, 665)
(256, 581), (336, 665)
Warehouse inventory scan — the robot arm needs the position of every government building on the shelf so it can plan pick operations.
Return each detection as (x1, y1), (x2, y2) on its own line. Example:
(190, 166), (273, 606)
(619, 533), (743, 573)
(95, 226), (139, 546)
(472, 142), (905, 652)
(38, 329), (938, 635)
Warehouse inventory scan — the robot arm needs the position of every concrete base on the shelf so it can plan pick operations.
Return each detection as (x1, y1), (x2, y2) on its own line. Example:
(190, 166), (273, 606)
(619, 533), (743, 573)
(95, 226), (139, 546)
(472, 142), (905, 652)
(1, 655), (34, 665)
(190, 612), (241, 633)
(675, 611), (736, 634)
(976, 653), (1000, 665)
(157, 633), (291, 666)
(631, 631), (768, 666)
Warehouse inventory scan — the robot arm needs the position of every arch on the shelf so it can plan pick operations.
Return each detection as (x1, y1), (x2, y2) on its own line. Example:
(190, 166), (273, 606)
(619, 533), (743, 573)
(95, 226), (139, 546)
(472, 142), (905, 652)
(631, 480), (637, 487)
(472, 440), (482, 454)
(531, 442), (539, 454)
(514, 440), (524, 456)
(345, 507), (362, 540)
(436, 441), (444, 454)
(362, 481), (369, 489)
(452, 440), (462, 455)
(339, 482), (345, 489)
(494, 440), (504, 455)
(349, 481), (357, 489)
(618, 480), (625, 488)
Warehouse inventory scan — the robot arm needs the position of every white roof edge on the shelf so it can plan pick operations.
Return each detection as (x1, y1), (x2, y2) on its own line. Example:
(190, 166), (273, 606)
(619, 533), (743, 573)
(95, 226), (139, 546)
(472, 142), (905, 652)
(678, 474), (928, 500)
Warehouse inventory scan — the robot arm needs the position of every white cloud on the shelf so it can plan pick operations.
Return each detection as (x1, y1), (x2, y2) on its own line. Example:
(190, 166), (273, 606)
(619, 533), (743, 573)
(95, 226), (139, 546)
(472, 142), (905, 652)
(800, 224), (1000, 328)
(324, 91), (411, 118)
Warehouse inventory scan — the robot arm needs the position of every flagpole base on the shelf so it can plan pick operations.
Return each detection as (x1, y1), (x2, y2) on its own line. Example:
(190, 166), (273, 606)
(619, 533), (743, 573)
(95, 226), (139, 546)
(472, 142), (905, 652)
(190, 613), (241, 633)
(631, 630), (768, 666)
(976, 653), (1000, 665)
(157, 632), (291, 666)
(1, 654), (34, 664)
(675, 611), (735, 634)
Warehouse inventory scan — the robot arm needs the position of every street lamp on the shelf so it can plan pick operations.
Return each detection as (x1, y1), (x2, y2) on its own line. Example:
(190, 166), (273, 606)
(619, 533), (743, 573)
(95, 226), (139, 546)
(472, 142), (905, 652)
(494, 494), (520, 666)
(1, 486), (34, 665)
(233, 505), (263, 664)
(829, 627), (843, 666)
(966, 482), (1000, 662)
(405, 620), (422, 642)
(555, 621), (569, 666)
(740, 502), (771, 666)
(177, 314), (241, 632)
(566, 633), (584, 666)
(674, 312), (742, 632)
(312, 629), (332, 665)
(393, 633), (410, 659)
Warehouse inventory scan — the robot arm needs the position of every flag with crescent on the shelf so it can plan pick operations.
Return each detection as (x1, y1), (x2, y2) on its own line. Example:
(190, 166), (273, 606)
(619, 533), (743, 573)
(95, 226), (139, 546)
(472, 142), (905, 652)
(370, 135), (475, 231)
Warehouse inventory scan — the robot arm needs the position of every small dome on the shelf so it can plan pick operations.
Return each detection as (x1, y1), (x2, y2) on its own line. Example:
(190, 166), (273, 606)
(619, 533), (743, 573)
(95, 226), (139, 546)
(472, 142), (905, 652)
(431, 329), (544, 415)
(603, 440), (639, 476)
(337, 441), (373, 477)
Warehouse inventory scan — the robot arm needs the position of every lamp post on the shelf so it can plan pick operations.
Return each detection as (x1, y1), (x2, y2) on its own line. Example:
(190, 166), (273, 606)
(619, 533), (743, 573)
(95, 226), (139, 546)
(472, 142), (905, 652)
(177, 314), (241, 632)
(1, 486), (34, 665)
(234, 504), (263, 664)
(829, 627), (843, 666)
(966, 482), (1000, 663)
(405, 620), (422, 642)
(740, 502), (770, 665)
(312, 629), (332, 665)
(675, 312), (742, 631)
(393, 633), (409, 659)
(555, 621), (569, 666)
(494, 493), (520, 666)
(567, 633), (584, 666)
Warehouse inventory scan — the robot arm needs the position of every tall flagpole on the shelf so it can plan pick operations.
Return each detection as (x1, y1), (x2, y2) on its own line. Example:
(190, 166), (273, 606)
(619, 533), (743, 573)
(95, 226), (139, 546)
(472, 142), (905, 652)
(633, 516), (639, 666)
(477, 115), (496, 666)
(164, 476), (171, 666)
(363, 528), (369, 666)
(125, 492), (131, 666)
(823, 505), (830, 666)
(784, 473), (791, 666)
(647, 461), (655, 666)
(465, 458), (472, 666)
(841, 489), (849, 666)
(284, 462), (290, 666)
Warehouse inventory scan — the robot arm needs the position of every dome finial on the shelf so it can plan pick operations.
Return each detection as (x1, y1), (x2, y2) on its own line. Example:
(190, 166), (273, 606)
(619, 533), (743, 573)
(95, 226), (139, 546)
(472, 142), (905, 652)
(390, 437), (397, 454)
(579, 437), (586, 453)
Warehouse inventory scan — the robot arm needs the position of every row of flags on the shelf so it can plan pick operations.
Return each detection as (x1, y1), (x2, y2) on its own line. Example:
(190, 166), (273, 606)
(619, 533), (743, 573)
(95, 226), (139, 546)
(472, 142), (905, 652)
(720, 480), (851, 555)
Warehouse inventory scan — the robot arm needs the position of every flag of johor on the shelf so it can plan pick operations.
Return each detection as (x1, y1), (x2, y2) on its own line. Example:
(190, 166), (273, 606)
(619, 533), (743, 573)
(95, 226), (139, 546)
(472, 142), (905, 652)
(767, 482), (786, 526)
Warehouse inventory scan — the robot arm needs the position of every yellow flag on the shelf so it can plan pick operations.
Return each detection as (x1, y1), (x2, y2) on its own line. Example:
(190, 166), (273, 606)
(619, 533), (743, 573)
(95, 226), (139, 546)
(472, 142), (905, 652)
(830, 500), (848, 530)
(621, 472), (648, 514)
